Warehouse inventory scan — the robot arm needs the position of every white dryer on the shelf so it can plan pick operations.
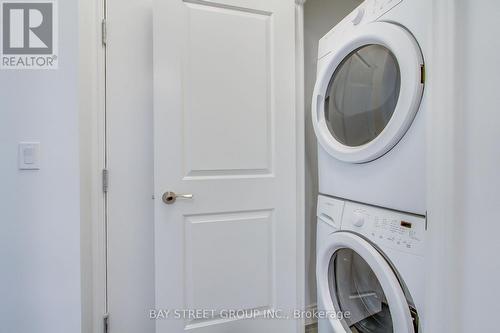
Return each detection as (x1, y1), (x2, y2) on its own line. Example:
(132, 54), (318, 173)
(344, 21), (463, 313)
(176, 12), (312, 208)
(316, 195), (426, 333)
(312, 0), (430, 215)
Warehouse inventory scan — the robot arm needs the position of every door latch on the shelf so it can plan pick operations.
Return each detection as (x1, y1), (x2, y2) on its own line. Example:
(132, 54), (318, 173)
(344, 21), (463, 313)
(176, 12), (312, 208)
(162, 191), (193, 205)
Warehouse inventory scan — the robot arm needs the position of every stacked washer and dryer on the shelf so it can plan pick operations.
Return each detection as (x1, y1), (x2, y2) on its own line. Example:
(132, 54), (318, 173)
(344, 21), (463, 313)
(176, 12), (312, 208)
(312, 0), (429, 332)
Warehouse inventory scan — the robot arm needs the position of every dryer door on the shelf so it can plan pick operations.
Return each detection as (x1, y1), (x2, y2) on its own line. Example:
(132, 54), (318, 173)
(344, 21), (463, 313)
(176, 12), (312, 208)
(317, 232), (416, 333)
(312, 22), (424, 163)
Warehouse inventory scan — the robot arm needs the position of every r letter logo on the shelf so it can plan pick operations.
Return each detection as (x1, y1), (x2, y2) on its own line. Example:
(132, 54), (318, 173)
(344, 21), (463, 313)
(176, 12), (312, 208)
(1, 1), (58, 69)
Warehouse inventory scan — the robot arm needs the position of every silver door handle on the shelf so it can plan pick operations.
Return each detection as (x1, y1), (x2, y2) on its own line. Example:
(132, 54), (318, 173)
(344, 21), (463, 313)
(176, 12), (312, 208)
(162, 191), (194, 205)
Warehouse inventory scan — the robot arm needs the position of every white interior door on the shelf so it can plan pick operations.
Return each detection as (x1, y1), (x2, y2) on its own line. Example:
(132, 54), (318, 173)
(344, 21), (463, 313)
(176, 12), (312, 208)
(153, 0), (299, 332)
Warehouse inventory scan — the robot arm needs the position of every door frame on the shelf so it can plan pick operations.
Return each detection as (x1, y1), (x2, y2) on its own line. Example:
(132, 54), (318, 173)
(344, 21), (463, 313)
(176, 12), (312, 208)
(295, 1), (306, 332)
(79, 0), (107, 332)
(80, 0), (306, 332)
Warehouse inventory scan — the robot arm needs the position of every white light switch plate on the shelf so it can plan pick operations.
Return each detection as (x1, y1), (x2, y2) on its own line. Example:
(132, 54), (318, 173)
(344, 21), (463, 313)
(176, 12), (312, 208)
(19, 142), (40, 170)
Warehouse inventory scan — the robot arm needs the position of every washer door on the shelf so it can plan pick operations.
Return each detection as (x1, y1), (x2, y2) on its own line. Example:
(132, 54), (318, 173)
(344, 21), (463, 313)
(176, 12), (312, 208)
(317, 232), (415, 333)
(312, 22), (424, 163)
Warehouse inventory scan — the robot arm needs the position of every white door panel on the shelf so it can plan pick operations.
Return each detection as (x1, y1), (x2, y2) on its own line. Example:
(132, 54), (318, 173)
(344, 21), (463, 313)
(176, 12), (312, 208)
(154, 0), (298, 332)
(183, 3), (272, 175)
(185, 211), (272, 312)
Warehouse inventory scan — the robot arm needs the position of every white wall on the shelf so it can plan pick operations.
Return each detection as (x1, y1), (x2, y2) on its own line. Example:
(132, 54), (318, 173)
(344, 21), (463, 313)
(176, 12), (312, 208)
(0, 0), (81, 332)
(455, 1), (500, 330)
(303, 0), (362, 311)
(425, 1), (500, 331)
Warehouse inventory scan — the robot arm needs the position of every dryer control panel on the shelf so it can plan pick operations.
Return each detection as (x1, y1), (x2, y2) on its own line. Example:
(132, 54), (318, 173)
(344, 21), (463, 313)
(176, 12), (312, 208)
(317, 0), (403, 59)
(342, 201), (426, 257)
(366, 0), (403, 21)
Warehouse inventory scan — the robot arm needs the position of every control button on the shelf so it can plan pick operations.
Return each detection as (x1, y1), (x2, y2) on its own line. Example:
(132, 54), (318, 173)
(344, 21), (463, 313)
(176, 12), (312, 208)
(351, 7), (365, 25)
(352, 212), (365, 227)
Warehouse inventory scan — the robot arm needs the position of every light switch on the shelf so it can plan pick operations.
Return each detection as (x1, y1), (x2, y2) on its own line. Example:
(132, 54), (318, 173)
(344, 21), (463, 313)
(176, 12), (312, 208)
(19, 142), (40, 170)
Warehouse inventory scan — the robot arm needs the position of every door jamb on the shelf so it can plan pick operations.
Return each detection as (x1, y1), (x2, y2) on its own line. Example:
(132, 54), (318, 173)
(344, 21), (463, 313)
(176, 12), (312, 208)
(80, 0), (107, 331)
(295, 0), (307, 332)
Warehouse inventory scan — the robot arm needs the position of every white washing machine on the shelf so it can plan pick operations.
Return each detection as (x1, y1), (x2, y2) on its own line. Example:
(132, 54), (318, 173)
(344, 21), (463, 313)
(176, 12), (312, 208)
(312, 0), (430, 215)
(316, 195), (426, 333)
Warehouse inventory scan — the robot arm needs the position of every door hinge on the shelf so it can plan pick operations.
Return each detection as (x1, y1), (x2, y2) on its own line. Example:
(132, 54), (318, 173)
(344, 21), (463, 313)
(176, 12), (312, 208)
(101, 18), (107, 47)
(102, 168), (109, 193)
(103, 313), (109, 333)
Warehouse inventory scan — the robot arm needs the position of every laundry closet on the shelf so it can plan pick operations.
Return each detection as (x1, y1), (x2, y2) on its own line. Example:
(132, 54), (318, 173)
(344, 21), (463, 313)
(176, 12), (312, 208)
(304, 0), (432, 331)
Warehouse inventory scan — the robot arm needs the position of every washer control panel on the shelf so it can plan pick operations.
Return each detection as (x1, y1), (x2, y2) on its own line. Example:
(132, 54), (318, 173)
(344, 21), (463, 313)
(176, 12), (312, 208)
(342, 201), (426, 257)
(317, 196), (426, 256)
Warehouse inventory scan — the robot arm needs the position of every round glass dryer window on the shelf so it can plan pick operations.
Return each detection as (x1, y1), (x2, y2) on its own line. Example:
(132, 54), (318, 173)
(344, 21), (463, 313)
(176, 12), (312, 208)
(324, 45), (401, 147)
(329, 248), (393, 333)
